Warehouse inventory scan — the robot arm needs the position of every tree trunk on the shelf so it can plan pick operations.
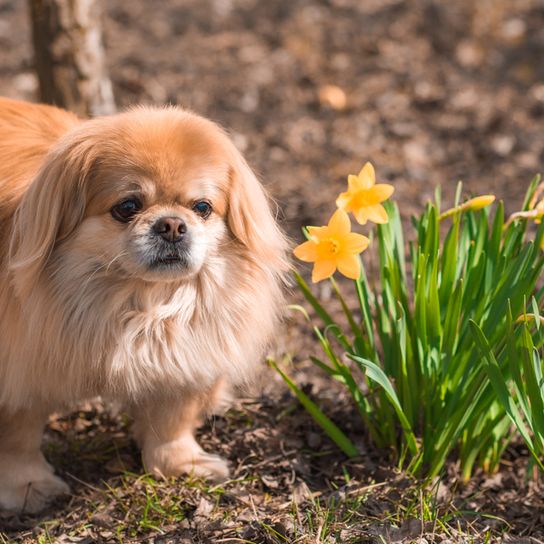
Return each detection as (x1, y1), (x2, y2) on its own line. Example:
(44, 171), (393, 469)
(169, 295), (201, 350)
(28, 0), (116, 116)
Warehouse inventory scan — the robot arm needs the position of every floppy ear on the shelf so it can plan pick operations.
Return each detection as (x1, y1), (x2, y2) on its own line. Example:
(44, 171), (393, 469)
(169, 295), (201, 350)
(8, 134), (95, 298)
(227, 152), (289, 273)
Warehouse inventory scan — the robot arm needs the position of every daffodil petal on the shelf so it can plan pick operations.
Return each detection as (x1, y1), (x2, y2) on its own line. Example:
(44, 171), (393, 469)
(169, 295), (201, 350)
(347, 174), (364, 192)
(371, 184), (394, 202)
(293, 240), (318, 262)
(312, 260), (336, 283)
(337, 254), (361, 280)
(354, 208), (369, 225)
(336, 191), (352, 210)
(327, 208), (351, 235)
(307, 226), (328, 239)
(357, 162), (375, 189)
(365, 204), (389, 224)
(342, 232), (369, 253)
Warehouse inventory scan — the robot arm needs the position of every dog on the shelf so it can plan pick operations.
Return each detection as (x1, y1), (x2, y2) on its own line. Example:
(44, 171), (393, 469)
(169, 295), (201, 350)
(0, 97), (288, 513)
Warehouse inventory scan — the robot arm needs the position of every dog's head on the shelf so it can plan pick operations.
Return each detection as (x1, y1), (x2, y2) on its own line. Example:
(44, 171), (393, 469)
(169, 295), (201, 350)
(8, 107), (288, 295)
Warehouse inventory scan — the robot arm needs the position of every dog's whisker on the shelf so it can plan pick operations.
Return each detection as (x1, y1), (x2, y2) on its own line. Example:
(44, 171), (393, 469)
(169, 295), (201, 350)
(79, 250), (129, 292)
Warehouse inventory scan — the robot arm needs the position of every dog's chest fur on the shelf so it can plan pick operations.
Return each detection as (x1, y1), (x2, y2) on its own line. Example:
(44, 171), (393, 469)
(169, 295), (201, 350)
(1, 252), (275, 410)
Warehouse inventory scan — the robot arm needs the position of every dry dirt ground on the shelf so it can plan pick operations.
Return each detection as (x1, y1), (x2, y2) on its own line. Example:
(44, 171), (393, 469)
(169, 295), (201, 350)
(1, 0), (544, 542)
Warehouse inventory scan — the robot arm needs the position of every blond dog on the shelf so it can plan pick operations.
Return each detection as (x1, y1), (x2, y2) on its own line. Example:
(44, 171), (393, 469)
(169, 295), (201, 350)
(0, 98), (287, 513)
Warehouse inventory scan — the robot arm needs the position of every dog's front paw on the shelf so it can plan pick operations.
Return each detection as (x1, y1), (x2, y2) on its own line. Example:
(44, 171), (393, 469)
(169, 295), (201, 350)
(0, 455), (70, 513)
(11, 474), (69, 514)
(143, 435), (230, 482)
(181, 451), (230, 481)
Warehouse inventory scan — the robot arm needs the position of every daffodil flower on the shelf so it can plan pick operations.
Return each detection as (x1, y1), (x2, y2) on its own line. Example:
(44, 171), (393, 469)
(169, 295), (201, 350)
(294, 209), (369, 283)
(440, 195), (496, 220)
(336, 162), (394, 225)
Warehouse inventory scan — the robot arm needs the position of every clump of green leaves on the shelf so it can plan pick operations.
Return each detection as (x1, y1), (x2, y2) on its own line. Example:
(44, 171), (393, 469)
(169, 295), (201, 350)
(471, 301), (544, 470)
(278, 176), (544, 479)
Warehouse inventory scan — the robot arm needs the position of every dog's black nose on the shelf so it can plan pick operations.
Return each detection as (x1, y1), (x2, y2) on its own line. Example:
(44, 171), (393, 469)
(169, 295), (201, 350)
(153, 216), (187, 242)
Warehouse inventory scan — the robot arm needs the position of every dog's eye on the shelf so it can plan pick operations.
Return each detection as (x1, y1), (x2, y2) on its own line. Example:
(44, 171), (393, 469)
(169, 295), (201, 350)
(192, 200), (212, 219)
(111, 198), (142, 223)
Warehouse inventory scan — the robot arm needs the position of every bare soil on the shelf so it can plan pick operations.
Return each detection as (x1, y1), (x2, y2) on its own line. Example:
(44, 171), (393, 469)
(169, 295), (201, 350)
(1, 0), (544, 542)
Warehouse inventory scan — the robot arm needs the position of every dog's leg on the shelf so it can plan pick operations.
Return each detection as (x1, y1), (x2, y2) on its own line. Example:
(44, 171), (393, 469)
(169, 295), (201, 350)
(0, 407), (69, 513)
(132, 387), (230, 481)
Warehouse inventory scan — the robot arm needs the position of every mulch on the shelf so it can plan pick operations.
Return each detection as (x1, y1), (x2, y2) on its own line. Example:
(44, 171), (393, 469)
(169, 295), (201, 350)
(1, 0), (544, 541)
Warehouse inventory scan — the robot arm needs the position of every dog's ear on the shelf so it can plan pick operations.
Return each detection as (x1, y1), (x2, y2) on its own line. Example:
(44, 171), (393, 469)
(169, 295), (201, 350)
(8, 132), (97, 298)
(227, 150), (289, 273)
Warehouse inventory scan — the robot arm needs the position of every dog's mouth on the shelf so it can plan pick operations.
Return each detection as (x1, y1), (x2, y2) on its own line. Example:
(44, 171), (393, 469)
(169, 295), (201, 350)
(135, 233), (197, 276)
(149, 254), (188, 268)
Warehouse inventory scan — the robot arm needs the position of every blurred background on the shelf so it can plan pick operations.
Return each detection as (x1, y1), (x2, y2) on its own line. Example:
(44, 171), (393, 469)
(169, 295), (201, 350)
(1, 0), (543, 235)
(1, 5), (544, 539)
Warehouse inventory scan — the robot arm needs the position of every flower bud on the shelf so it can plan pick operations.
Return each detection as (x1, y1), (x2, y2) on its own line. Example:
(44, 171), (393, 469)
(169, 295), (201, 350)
(464, 195), (495, 211)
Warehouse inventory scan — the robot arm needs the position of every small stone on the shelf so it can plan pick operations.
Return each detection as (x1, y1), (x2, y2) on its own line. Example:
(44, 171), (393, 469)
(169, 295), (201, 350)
(490, 135), (515, 156)
(319, 84), (347, 110)
(13, 72), (38, 98)
(456, 40), (485, 68)
(501, 18), (526, 43)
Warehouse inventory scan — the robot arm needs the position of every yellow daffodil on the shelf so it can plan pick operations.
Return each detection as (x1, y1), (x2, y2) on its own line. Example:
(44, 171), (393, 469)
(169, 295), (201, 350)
(294, 209), (369, 283)
(336, 162), (394, 225)
(440, 194), (495, 220)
